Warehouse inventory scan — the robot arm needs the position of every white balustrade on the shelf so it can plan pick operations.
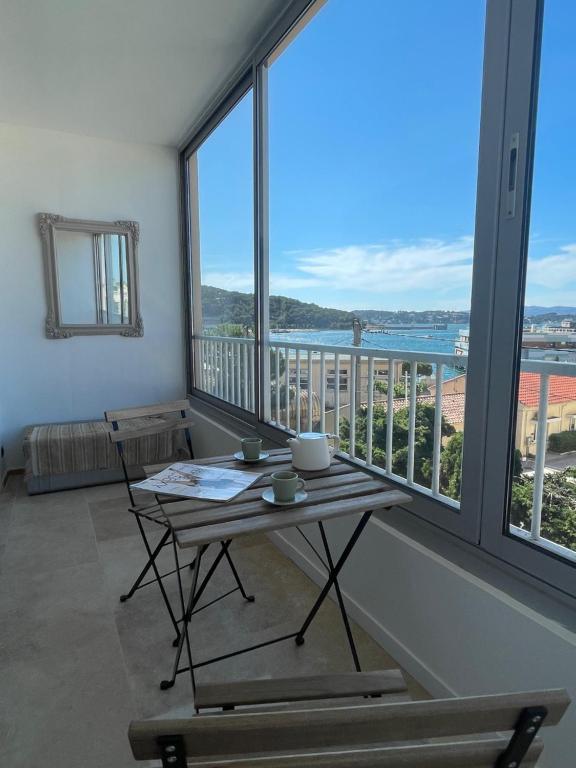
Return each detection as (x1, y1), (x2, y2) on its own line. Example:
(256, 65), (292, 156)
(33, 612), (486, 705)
(193, 335), (576, 553)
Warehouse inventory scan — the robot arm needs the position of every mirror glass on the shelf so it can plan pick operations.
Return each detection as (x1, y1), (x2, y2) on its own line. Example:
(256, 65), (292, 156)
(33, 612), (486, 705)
(56, 230), (130, 325)
(39, 213), (142, 338)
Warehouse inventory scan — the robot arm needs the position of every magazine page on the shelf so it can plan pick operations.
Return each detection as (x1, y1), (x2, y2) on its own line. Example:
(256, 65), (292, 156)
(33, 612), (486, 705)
(130, 462), (262, 502)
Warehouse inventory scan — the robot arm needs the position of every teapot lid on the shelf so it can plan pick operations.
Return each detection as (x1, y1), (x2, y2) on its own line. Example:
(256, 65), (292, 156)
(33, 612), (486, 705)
(297, 432), (326, 440)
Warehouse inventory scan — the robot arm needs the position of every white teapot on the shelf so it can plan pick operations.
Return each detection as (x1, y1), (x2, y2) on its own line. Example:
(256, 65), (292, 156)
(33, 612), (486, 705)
(287, 432), (340, 471)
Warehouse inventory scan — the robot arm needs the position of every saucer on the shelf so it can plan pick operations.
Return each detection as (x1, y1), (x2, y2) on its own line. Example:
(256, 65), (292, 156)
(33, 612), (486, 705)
(233, 451), (270, 464)
(262, 488), (308, 506)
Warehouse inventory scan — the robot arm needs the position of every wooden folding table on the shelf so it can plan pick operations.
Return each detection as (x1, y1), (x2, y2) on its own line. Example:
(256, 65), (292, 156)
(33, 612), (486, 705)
(153, 448), (412, 693)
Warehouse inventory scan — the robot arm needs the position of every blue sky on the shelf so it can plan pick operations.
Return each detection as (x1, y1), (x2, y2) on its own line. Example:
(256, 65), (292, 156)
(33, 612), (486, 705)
(197, 0), (575, 312)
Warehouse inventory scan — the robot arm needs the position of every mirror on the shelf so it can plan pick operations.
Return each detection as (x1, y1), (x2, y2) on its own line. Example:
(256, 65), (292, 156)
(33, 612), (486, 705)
(39, 214), (143, 338)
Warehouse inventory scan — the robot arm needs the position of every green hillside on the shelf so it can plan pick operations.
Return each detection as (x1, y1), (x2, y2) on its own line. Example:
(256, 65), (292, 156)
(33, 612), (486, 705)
(201, 285), (356, 330)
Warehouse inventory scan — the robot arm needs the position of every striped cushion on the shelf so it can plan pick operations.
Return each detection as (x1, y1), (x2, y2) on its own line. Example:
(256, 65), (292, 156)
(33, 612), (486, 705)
(24, 419), (184, 478)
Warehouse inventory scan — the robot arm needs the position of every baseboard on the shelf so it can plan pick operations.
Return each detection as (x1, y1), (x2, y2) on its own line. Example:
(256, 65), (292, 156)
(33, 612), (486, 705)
(2, 467), (23, 489)
(269, 529), (456, 699)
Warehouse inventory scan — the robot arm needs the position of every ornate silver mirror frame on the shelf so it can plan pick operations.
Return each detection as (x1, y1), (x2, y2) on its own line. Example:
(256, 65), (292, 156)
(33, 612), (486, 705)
(39, 213), (143, 338)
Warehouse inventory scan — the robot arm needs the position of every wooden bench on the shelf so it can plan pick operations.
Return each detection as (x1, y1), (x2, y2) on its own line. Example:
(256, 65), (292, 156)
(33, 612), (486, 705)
(128, 681), (570, 768)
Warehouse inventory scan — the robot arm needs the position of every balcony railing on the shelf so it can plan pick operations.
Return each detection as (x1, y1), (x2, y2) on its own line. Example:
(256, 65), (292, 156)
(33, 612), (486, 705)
(197, 336), (256, 412)
(266, 340), (465, 509)
(194, 334), (576, 561)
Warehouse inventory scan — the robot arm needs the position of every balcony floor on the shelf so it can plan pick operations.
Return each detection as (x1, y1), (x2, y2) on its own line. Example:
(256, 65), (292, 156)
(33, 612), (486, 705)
(0, 476), (427, 768)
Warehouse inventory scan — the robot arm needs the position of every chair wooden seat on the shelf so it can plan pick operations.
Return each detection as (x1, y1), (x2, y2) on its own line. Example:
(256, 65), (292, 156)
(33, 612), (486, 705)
(128, 687), (570, 768)
(194, 670), (408, 710)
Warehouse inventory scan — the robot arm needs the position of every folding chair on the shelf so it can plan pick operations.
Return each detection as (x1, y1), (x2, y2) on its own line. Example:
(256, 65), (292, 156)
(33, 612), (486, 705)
(104, 399), (254, 647)
(128, 675), (570, 768)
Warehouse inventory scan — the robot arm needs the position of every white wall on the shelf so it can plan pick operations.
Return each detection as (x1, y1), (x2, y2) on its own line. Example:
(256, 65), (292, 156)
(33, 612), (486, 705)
(0, 123), (185, 468)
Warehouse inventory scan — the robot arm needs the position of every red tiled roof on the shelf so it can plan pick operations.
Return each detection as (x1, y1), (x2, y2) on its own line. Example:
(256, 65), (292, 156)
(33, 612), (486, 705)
(518, 372), (576, 408)
(384, 392), (466, 425)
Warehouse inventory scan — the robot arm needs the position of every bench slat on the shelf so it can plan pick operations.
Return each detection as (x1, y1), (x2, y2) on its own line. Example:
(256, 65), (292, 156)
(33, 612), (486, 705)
(156, 739), (542, 768)
(195, 670), (407, 709)
(128, 690), (570, 760)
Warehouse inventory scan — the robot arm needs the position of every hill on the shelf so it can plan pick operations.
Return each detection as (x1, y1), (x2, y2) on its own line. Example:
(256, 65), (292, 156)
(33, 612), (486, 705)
(354, 309), (470, 325)
(524, 306), (576, 317)
(201, 286), (356, 330)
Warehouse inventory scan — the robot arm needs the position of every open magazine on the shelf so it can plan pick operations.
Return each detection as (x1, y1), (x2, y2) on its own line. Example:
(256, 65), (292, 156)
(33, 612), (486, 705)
(131, 462), (262, 502)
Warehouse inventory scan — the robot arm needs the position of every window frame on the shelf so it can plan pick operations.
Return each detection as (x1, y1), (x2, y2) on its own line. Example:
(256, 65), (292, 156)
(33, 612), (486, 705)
(180, 0), (576, 598)
(478, 0), (576, 597)
(182, 72), (259, 423)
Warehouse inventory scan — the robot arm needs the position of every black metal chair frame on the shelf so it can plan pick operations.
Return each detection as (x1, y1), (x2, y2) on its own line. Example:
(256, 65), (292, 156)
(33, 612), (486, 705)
(107, 404), (254, 648)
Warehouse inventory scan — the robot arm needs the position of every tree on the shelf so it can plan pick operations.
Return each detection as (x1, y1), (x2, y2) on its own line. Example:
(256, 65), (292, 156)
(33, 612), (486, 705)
(510, 469), (576, 551)
(204, 323), (248, 338)
(373, 380), (426, 397)
(513, 448), (523, 478)
(340, 402), (455, 488)
(439, 432), (463, 500)
(401, 362), (433, 377)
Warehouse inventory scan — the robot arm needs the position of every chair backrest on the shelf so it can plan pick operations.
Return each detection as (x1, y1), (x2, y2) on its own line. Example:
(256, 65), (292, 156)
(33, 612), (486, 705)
(104, 399), (194, 505)
(128, 689), (570, 768)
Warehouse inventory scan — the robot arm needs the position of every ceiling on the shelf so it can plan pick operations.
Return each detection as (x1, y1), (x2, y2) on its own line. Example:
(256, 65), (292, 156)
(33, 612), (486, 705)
(0, 0), (288, 146)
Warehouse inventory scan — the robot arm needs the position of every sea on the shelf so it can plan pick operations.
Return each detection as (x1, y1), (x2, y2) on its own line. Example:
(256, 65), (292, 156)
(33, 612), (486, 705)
(269, 323), (466, 379)
(270, 324), (464, 355)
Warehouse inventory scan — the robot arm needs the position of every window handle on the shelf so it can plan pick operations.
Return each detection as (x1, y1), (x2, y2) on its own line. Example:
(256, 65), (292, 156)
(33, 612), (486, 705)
(506, 132), (519, 218)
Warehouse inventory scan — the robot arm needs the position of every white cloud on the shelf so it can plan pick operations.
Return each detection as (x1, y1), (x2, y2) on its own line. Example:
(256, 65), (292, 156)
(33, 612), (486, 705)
(293, 238), (474, 295)
(202, 239), (576, 309)
(526, 244), (576, 289)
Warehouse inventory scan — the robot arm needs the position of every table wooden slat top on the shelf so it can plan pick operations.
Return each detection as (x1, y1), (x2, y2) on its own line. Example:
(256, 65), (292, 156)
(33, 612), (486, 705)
(150, 449), (412, 549)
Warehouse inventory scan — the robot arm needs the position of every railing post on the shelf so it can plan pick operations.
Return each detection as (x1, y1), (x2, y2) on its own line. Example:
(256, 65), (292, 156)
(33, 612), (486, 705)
(334, 352), (341, 439)
(366, 356), (374, 465)
(307, 349), (313, 431)
(249, 343), (255, 411)
(531, 373), (549, 541)
(386, 358), (395, 475)
(407, 360), (418, 485)
(242, 343), (248, 409)
(432, 363), (444, 495)
(274, 344), (281, 425)
(223, 341), (230, 403)
(349, 355), (357, 457)
(230, 341), (236, 406)
(284, 345), (290, 429)
(235, 342), (241, 407)
(320, 351), (326, 433)
(295, 349), (301, 433)
(218, 341), (224, 400)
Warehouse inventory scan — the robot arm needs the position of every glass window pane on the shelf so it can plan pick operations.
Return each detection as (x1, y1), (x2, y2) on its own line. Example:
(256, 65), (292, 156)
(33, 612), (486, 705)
(190, 89), (255, 411)
(56, 230), (97, 324)
(509, 0), (576, 560)
(265, 0), (484, 503)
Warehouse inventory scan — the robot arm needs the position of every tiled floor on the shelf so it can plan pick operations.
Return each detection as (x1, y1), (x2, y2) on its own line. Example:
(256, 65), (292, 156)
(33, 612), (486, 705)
(0, 475), (428, 768)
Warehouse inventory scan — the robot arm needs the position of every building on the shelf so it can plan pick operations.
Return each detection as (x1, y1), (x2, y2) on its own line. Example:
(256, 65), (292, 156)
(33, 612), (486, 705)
(516, 373), (576, 458)
(456, 327), (576, 362)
